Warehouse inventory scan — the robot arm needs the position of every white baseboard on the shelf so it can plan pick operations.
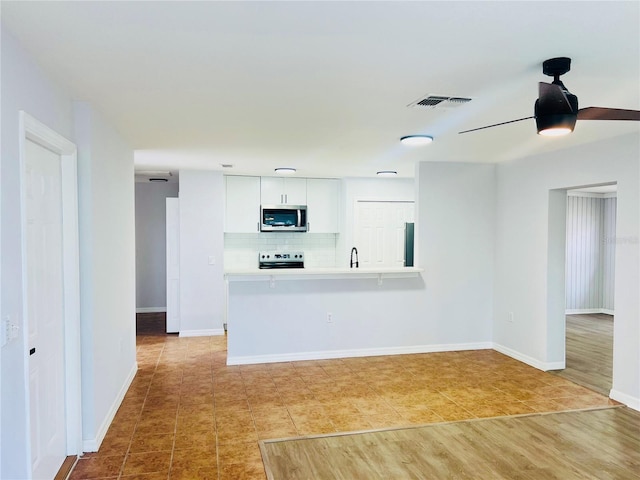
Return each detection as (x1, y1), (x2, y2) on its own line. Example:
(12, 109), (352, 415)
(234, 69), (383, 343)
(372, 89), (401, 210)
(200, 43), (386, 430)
(492, 343), (564, 371)
(136, 307), (166, 313)
(179, 328), (225, 337)
(565, 308), (615, 315)
(610, 389), (640, 411)
(82, 362), (138, 452)
(227, 342), (493, 366)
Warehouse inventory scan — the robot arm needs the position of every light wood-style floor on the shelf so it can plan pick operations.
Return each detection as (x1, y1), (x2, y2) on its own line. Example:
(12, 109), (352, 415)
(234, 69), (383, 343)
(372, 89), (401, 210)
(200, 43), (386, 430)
(67, 327), (618, 480)
(261, 407), (640, 479)
(552, 313), (613, 396)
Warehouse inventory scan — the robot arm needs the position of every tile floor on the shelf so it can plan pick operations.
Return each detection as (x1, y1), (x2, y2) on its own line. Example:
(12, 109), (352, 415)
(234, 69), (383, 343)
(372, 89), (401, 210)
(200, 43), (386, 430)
(68, 335), (617, 480)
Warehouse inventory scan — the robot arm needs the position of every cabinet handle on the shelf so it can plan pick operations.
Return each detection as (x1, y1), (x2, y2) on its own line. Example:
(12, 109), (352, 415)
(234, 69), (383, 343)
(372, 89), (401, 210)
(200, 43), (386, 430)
(307, 222), (310, 232)
(257, 221), (260, 232)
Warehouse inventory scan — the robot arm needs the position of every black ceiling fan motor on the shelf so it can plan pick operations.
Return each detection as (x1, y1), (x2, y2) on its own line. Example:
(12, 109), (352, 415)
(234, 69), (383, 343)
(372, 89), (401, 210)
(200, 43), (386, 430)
(542, 57), (571, 78)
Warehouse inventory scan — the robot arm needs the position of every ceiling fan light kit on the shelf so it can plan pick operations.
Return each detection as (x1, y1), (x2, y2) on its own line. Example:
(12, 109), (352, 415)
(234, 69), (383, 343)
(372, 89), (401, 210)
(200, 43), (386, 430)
(459, 57), (640, 136)
(535, 58), (577, 136)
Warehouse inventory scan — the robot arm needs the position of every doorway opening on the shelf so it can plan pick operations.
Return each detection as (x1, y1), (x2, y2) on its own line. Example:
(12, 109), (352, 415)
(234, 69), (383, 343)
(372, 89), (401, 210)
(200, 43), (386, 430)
(548, 183), (616, 397)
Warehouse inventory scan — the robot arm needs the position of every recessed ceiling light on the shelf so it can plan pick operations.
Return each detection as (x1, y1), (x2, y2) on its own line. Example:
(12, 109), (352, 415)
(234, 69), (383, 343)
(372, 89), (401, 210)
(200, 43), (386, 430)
(377, 170), (397, 177)
(274, 168), (296, 175)
(400, 135), (434, 145)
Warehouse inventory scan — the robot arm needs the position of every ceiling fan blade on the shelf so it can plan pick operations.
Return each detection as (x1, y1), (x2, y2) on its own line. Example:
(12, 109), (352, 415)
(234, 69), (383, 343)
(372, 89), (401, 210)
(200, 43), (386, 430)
(577, 107), (640, 121)
(458, 116), (534, 134)
(538, 82), (572, 111)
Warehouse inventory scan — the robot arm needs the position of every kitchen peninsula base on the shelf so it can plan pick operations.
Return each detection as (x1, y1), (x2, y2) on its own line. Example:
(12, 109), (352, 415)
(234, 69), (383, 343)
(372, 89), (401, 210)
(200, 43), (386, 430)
(225, 268), (491, 365)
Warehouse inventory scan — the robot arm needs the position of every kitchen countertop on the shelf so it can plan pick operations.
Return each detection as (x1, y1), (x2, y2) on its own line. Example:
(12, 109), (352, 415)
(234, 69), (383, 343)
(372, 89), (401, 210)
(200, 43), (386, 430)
(225, 266), (423, 281)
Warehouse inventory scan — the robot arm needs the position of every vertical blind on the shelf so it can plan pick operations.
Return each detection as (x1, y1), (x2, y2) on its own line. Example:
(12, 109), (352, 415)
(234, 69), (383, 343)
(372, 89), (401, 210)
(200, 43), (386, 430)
(565, 195), (616, 311)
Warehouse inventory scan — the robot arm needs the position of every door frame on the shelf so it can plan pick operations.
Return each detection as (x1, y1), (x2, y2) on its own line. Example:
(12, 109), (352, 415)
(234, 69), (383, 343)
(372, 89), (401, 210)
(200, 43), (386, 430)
(19, 111), (83, 469)
(547, 182), (618, 397)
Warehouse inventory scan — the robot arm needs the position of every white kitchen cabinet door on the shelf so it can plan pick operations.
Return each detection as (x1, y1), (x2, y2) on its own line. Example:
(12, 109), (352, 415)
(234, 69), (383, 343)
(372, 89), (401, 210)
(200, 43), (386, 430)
(283, 178), (307, 204)
(261, 177), (307, 205)
(306, 178), (340, 233)
(225, 175), (261, 232)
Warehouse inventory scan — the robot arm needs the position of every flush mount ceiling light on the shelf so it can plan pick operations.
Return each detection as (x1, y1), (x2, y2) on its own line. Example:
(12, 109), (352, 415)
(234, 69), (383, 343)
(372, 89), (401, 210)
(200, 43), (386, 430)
(400, 135), (434, 146)
(377, 170), (397, 177)
(274, 167), (296, 175)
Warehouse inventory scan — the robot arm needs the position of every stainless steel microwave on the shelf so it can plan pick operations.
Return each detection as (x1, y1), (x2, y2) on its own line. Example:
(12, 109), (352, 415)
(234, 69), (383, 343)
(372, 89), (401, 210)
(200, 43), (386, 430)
(260, 205), (307, 232)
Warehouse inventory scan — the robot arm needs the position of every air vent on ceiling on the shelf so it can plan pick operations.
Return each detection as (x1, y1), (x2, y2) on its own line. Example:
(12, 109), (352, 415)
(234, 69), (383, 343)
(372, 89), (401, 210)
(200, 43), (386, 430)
(408, 95), (472, 109)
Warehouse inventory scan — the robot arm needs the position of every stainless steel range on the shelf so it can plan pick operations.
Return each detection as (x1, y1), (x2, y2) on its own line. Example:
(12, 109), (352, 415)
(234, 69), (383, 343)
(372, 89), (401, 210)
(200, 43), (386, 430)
(259, 251), (304, 269)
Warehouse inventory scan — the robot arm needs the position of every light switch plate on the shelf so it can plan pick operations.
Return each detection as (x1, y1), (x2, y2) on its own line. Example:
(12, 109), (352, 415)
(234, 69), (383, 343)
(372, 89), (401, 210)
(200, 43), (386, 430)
(1, 317), (7, 347)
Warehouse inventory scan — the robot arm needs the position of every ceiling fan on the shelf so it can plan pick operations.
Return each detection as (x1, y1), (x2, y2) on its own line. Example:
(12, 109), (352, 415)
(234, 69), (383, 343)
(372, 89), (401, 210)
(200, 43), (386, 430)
(459, 57), (640, 136)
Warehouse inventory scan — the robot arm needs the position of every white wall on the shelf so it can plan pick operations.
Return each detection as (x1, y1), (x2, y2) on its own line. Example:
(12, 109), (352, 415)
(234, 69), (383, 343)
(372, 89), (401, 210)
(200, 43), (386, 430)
(179, 170), (225, 336)
(135, 181), (179, 310)
(416, 162), (496, 344)
(0, 24), (138, 475)
(74, 102), (137, 450)
(493, 132), (639, 408)
(1, 26), (74, 479)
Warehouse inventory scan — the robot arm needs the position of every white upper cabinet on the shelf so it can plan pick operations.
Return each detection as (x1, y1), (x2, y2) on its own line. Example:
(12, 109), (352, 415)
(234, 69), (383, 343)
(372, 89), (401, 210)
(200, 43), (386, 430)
(306, 178), (340, 233)
(225, 175), (261, 232)
(260, 177), (307, 205)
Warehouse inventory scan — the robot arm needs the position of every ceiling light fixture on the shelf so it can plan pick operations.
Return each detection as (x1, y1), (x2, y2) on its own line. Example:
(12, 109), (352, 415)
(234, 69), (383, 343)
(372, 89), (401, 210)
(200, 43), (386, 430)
(377, 170), (397, 177)
(535, 109), (576, 136)
(535, 66), (578, 137)
(400, 135), (434, 145)
(274, 167), (296, 175)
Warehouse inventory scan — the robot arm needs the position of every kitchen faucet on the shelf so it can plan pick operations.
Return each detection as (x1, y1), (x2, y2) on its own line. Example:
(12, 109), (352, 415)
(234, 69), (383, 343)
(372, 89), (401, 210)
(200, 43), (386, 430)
(350, 247), (359, 268)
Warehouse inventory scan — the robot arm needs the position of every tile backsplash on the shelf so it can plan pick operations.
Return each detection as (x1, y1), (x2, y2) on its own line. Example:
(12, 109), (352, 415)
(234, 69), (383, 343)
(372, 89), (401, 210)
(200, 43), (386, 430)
(224, 233), (338, 269)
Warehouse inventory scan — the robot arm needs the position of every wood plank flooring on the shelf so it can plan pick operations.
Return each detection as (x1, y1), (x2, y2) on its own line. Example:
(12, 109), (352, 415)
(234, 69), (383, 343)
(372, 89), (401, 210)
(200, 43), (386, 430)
(261, 407), (640, 480)
(552, 314), (613, 396)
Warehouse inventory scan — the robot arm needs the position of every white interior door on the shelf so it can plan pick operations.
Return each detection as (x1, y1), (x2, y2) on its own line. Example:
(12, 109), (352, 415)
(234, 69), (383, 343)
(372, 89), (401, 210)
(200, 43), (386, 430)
(166, 198), (180, 333)
(25, 139), (67, 479)
(355, 201), (414, 268)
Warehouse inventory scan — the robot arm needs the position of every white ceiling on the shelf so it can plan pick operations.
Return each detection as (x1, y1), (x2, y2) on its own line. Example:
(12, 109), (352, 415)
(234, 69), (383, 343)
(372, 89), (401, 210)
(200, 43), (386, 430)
(2, 1), (639, 178)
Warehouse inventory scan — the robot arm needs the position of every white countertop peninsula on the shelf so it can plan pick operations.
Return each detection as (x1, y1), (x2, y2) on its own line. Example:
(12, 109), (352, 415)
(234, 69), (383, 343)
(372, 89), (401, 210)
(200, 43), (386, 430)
(224, 266), (444, 366)
(225, 266), (423, 283)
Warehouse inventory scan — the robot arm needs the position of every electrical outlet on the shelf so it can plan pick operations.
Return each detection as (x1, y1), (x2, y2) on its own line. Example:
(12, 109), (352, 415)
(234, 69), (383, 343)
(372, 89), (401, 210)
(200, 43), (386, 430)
(327, 313), (333, 323)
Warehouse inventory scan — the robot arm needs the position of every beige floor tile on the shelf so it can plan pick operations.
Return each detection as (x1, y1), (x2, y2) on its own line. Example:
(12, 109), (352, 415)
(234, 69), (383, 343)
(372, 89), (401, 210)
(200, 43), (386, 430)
(68, 332), (615, 480)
